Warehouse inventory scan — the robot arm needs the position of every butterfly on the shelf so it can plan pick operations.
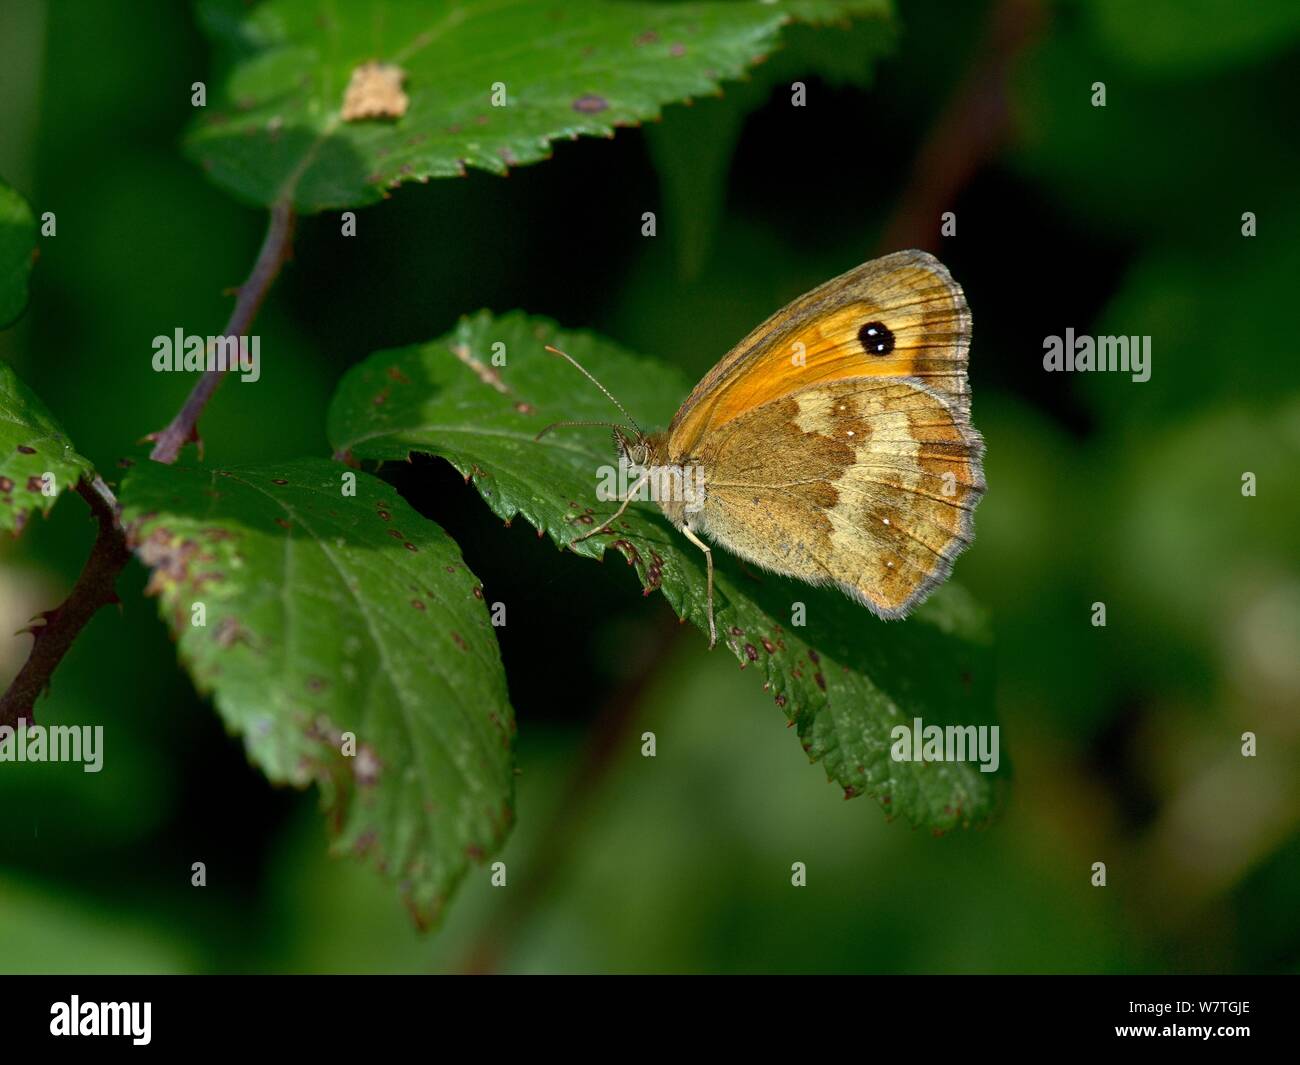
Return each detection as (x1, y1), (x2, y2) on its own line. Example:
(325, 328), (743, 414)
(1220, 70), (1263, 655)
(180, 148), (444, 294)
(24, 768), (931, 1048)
(538, 249), (985, 648)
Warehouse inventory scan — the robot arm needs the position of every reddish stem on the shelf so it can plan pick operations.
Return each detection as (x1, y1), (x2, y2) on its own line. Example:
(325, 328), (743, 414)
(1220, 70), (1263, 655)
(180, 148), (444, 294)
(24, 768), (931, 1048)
(148, 199), (296, 463)
(0, 477), (130, 727)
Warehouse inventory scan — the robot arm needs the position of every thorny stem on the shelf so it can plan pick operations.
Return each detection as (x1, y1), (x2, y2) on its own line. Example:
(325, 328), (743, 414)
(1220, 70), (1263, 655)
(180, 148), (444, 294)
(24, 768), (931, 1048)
(1, 201), (296, 721)
(148, 198), (296, 463)
(0, 477), (130, 728)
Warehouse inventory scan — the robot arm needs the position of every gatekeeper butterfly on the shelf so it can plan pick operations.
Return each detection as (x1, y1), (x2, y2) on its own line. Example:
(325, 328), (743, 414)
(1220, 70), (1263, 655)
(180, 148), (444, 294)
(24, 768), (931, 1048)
(537, 249), (984, 647)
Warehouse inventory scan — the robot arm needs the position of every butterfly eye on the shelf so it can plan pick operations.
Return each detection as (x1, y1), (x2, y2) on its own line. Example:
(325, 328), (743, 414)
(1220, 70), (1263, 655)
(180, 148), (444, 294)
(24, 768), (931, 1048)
(858, 321), (895, 356)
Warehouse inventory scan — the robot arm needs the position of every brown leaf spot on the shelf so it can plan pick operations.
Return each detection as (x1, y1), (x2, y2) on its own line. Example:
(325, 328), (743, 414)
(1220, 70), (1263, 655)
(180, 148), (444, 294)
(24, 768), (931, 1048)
(572, 94), (608, 114)
(214, 616), (247, 649)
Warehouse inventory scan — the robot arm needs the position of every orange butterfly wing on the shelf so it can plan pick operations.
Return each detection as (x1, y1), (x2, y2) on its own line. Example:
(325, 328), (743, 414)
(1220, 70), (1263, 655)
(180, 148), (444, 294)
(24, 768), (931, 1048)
(665, 250), (971, 458)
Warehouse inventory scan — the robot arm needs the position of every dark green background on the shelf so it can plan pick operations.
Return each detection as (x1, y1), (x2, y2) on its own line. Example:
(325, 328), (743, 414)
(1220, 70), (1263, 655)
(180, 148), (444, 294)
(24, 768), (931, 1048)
(1, 0), (1297, 972)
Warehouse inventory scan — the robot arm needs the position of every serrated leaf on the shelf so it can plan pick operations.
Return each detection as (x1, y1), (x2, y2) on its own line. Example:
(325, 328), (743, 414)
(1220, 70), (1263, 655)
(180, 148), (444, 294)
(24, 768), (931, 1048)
(0, 363), (94, 536)
(0, 178), (90, 535)
(329, 311), (1004, 830)
(186, 0), (889, 212)
(0, 176), (38, 328)
(119, 457), (515, 925)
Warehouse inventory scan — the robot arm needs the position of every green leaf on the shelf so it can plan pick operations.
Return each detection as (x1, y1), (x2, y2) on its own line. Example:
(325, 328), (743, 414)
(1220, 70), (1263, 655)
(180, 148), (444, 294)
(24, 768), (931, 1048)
(119, 457), (515, 925)
(0, 176), (37, 328)
(0, 178), (89, 535)
(329, 311), (1004, 830)
(186, 0), (890, 212)
(0, 363), (94, 536)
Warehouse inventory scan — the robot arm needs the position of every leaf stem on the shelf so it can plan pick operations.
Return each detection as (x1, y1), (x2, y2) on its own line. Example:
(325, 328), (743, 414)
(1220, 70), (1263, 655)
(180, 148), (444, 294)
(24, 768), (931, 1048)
(0, 476), (130, 728)
(148, 198), (296, 464)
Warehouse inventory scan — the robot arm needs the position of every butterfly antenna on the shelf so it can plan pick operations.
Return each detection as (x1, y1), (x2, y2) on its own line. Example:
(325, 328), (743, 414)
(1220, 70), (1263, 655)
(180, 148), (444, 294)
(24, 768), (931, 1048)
(533, 419), (621, 442)
(544, 344), (642, 436)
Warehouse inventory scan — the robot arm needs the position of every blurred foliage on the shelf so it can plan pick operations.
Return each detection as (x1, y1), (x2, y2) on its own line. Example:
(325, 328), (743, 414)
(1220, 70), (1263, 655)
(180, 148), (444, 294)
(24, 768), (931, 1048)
(0, 0), (1297, 973)
(0, 176), (37, 327)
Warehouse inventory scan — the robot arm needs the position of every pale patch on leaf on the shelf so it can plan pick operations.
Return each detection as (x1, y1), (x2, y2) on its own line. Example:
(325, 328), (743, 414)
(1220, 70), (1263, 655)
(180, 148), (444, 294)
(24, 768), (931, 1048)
(341, 61), (409, 122)
(185, 0), (892, 210)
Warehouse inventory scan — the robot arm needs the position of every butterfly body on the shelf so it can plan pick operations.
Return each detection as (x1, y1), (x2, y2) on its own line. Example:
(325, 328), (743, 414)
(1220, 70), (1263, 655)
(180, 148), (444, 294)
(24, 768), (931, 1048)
(564, 249), (984, 647)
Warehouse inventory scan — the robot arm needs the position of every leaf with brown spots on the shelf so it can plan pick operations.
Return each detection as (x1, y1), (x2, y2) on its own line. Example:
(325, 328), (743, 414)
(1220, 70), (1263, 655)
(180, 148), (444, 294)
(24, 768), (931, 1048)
(0, 362), (95, 536)
(120, 457), (515, 927)
(184, 0), (891, 211)
(328, 311), (1006, 831)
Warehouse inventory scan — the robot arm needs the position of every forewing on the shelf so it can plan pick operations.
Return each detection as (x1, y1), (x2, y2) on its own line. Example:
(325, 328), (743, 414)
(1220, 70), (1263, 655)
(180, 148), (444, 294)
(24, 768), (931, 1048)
(668, 250), (971, 456)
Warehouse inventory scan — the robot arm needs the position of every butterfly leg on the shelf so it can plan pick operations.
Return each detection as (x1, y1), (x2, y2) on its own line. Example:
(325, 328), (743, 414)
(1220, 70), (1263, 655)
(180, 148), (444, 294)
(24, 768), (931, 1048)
(680, 523), (716, 649)
(571, 470), (651, 544)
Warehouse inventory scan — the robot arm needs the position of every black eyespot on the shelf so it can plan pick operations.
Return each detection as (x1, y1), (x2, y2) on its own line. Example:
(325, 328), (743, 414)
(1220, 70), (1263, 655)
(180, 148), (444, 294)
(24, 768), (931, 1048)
(858, 321), (894, 356)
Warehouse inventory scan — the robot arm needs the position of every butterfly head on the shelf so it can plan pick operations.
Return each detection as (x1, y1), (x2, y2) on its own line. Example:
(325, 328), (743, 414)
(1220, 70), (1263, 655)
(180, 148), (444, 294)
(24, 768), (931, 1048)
(613, 425), (659, 469)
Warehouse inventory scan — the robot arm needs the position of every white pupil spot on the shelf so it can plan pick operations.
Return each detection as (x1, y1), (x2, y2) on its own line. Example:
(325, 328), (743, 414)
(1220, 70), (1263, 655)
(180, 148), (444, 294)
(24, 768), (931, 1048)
(847, 430), (855, 437)
(882, 517), (891, 525)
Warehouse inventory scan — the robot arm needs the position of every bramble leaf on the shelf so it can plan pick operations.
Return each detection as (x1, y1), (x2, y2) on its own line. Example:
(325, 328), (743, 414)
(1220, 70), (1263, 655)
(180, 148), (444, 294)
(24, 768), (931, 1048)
(0, 365), (94, 536)
(119, 457), (515, 925)
(328, 311), (1004, 830)
(186, 0), (890, 211)
(1, 178), (93, 536)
